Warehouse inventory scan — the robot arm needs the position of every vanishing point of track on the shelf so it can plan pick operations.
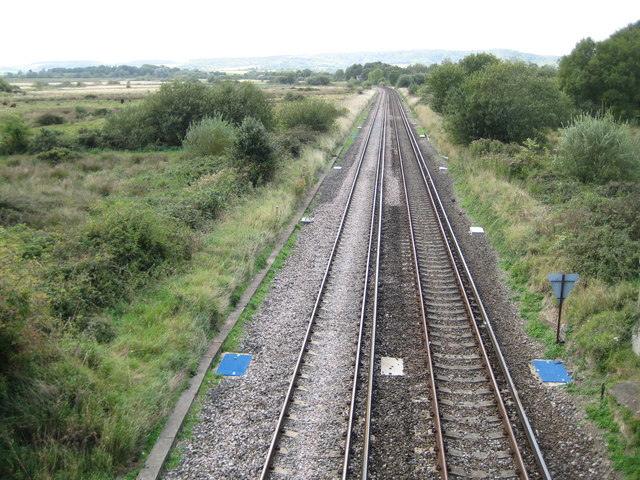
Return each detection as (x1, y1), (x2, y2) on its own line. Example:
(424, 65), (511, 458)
(259, 88), (552, 479)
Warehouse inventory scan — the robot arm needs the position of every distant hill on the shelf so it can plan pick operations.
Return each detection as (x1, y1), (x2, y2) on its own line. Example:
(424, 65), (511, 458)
(1, 49), (560, 74)
(184, 49), (560, 71)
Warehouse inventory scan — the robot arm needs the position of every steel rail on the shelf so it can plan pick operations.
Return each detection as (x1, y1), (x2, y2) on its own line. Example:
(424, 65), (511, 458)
(341, 91), (387, 479)
(390, 94), (449, 479)
(359, 91), (387, 480)
(393, 89), (551, 479)
(259, 89), (385, 480)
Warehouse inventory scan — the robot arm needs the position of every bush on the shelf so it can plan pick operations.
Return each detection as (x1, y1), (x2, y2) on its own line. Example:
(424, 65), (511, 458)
(469, 138), (511, 156)
(183, 116), (237, 157)
(180, 168), (249, 225)
(0, 77), (13, 93)
(92, 107), (110, 117)
(103, 80), (273, 149)
(273, 125), (317, 158)
(277, 98), (342, 133)
(235, 117), (275, 186)
(207, 80), (274, 129)
(306, 75), (331, 86)
(556, 112), (640, 184)
(77, 128), (106, 149)
(47, 202), (191, 320)
(283, 91), (305, 102)
(29, 128), (74, 153)
(0, 117), (29, 154)
(35, 113), (65, 126)
(37, 147), (80, 165)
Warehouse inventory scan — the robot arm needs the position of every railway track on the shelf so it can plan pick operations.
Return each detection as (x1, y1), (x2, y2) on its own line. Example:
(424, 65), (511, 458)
(259, 89), (388, 479)
(260, 88), (551, 480)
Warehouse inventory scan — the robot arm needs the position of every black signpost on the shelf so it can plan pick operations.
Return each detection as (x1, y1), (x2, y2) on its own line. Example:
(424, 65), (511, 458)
(547, 273), (580, 343)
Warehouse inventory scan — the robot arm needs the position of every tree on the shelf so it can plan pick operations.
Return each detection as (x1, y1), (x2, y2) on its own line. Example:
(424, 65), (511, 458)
(367, 68), (384, 85)
(558, 21), (640, 120)
(334, 69), (345, 81)
(458, 53), (500, 75)
(423, 61), (466, 113)
(446, 62), (571, 143)
(307, 75), (331, 86)
(396, 74), (414, 88)
(345, 64), (363, 80)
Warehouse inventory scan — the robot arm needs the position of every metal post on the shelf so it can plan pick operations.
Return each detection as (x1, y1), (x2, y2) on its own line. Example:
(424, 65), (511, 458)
(556, 273), (566, 343)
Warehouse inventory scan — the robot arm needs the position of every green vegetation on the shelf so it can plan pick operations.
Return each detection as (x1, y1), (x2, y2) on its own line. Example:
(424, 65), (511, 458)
(0, 78), (369, 479)
(182, 116), (237, 157)
(235, 116), (275, 187)
(277, 98), (343, 132)
(345, 61), (432, 88)
(558, 20), (640, 121)
(0, 77), (13, 92)
(0, 117), (29, 154)
(557, 112), (640, 184)
(420, 57), (571, 143)
(104, 80), (273, 149)
(3, 64), (214, 80)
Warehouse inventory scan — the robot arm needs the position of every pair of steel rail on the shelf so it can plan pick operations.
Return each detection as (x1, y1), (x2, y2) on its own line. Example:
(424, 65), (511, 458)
(260, 88), (551, 480)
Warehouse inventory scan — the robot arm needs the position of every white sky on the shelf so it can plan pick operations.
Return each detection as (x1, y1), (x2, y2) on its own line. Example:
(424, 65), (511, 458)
(2, 0), (638, 67)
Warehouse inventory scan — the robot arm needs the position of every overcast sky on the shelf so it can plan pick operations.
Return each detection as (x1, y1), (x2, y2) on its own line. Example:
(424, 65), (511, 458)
(2, 0), (638, 67)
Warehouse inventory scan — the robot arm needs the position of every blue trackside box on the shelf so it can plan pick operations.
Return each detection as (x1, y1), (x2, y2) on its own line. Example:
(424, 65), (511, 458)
(532, 360), (572, 383)
(216, 353), (252, 376)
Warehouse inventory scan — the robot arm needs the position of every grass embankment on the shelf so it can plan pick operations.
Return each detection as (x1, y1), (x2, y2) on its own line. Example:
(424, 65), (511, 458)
(404, 93), (640, 478)
(0, 86), (374, 479)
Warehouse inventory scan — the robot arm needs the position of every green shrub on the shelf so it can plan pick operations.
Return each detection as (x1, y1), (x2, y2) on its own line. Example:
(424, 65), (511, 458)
(274, 125), (317, 157)
(35, 113), (65, 126)
(75, 105), (88, 118)
(306, 75), (331, 86)
(469, 138), (511, 156)
(556, 112), (640, 184)
(103, 80), (273, 149)
(0, 77), (13, 93)
(283, 91), (305, 102)
(563, 185), (640, 283)
(0, 117), (30, 154)
(183, 116), (237, 157)
(91, 107), (110, 117)
(102, 104), (153, 149)
(180, 168), (249, 224)
(77, 128), (106, 149)
(207, 80), (274, 129)
(37, 147), (80, 165)
(30, 128), (74, 153)
(573, 303), (639, 371)
(235, 117), (275, 186)
(47, 202), (191, 320)
(277, 98), (342, 132)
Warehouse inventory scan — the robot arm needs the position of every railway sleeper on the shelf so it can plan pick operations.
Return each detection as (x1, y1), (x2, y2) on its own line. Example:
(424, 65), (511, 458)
(449, 466), (519, 479)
